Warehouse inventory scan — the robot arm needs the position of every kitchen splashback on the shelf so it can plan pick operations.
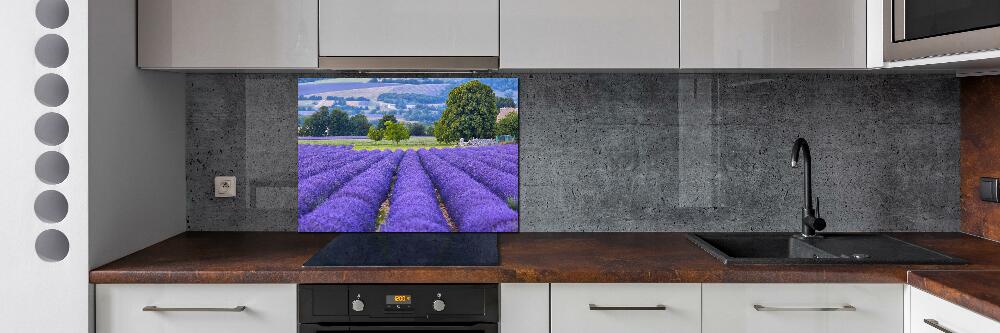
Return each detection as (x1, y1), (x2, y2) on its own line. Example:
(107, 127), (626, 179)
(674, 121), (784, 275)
(186, 73), (960, 232)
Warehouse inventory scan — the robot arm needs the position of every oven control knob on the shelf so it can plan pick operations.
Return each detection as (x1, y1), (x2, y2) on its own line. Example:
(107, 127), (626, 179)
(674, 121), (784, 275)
(432, 299), (446, 312)
(351, 299), (365, 312)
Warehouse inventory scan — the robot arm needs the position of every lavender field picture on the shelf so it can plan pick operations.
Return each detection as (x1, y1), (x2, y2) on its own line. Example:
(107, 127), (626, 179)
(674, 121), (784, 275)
(297, 78), (519, 232)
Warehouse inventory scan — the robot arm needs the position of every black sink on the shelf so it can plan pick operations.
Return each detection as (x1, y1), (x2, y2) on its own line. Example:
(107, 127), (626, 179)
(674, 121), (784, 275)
(687, 233), (966, 265)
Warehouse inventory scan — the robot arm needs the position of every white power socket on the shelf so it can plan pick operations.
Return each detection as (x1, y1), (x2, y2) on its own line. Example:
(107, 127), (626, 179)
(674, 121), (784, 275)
(214, 176), (236, 198)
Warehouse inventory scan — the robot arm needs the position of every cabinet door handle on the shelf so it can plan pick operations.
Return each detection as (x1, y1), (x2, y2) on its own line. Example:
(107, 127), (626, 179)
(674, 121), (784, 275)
(753, 304), (856, 312)
(142, 306), (247, 312)
(923, 319), (955, 333)
(588, 304), (667, 311)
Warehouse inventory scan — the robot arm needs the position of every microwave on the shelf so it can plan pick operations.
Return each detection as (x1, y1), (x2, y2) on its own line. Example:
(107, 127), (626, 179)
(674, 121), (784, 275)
(884, 0), (1000, 62)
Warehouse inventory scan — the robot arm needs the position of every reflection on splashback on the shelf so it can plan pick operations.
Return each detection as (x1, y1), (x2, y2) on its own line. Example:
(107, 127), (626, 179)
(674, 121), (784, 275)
(186, 73), (959, 232)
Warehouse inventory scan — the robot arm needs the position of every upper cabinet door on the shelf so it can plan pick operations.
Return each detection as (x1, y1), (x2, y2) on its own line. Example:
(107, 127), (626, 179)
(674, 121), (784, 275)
(501, 0), (680, 69)
(681, 0), (868, 68)
(138, 0), (319, 69)
(319, 0), (500, 57)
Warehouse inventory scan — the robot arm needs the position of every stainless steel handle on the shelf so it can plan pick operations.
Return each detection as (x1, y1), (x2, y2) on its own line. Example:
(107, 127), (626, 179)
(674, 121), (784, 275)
(924, 319), (955, 333)
(142, 306), (247, 312)
(589, 304), (667, 311)
(753, 304), (856, 312)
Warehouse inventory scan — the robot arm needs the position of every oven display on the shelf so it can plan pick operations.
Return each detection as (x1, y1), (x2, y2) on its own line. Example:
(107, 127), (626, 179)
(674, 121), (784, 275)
(386, 295), (412, 304)
(385, 295), (414, 311)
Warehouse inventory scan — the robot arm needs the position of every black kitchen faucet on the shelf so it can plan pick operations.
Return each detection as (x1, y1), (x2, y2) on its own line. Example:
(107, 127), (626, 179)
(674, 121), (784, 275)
(791, 138), (826, 238)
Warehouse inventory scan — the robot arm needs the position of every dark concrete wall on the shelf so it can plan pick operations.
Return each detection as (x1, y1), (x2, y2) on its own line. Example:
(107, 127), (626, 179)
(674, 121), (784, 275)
(186, 73), (960, 232)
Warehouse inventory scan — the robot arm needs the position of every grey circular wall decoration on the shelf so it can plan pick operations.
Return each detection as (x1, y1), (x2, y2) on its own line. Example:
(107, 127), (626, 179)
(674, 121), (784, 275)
(35, 229), (69, 262)
(34, 73), (69, 107)
(34, 190), (68, 223)
(36, 0), (69, 29)
(35, 151), (69, 184)
(35, 112), (69, 145)
(35, 34), (68, 68)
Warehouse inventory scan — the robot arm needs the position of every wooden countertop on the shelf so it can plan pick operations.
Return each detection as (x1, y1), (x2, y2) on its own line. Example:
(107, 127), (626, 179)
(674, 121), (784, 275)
(908, 270), (1000, 323)
(89, 232), (1000, 320)
(91, 232), (1000, 284)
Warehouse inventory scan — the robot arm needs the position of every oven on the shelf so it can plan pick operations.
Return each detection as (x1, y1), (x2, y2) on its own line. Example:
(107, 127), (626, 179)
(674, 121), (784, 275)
(884, 0), (1000, 61)
(298, 284), (498, 333)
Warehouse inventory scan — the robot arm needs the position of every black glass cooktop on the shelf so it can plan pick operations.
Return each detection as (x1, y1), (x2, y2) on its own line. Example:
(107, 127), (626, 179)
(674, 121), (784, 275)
(303, 233), (500, 267)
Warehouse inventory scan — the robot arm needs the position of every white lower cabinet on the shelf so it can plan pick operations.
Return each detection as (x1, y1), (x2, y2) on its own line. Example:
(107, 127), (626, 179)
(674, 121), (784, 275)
(96, 284), (297, 333)
(500, 283), (549, 333)
(95, 282), (999, 333)
(702, 283), (904, 333)
(910, 287), (1000, 333)
(551, 283), (701, 333)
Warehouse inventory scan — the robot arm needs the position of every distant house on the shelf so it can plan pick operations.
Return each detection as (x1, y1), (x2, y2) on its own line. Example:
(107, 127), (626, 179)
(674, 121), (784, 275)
(496, 107), (517, 121)
(376, 101), (397, 111)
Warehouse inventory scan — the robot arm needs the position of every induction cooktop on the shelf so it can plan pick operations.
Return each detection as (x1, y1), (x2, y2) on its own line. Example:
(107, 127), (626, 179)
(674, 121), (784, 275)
(303, 233), (500, 267)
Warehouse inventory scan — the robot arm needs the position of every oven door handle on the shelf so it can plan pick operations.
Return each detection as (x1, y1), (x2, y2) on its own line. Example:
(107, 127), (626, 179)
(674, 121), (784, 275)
(299, 323), (498, 332)
(347, 323), (497, 331)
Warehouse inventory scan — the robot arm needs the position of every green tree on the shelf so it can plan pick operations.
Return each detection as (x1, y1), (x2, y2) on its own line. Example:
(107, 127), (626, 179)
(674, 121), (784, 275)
(495, 112), (519, 138)
(407, 123), (426, 136)
(328, 108), (351, 136)
(384, 121), (411, 144)
(299, 117), (318, 136)
(310, 107), (332, 136)
(349, 114), (370, 136)
(376, 114), (398, 129)
(497, 96), (517, 108)
(433, 80), (498, 143)
(367, 126), (384, 142)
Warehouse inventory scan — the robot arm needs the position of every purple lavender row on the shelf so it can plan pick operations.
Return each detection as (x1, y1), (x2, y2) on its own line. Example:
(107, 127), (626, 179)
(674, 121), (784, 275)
(451, 148), (518, 175)
(417, 149), (517, 232)
(298, 147), (370, 185)
(382, 151), (450, 232)
(433, 149), (518, 202)
(297, 145), (353, 170)
(297, 143), (350, 157)
(298, 148), (366, 180)
(299, 150), (369, 178)
(465, 145), (518, 165)
(299, 151), (404, 232)
(298, 150), (388, 217)
(297, 144), (349, 158)
(494, 145), (519, 159)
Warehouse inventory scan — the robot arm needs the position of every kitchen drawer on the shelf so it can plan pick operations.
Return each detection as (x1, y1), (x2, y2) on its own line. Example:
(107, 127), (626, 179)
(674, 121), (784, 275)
(703, 283), (903, 333)
(551, 283), (701, 333)
(96, 284), (296, 333)
(910, 287), (1000, 333)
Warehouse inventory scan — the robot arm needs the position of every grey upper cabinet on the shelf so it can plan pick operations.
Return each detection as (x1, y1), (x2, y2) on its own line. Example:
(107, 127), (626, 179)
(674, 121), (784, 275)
(501, 0), (680, 69)
(317, 0), (500, 70)
(680, 0), (870, 69)
(138, 0), (318, 69)
(319, 0), (500, 57)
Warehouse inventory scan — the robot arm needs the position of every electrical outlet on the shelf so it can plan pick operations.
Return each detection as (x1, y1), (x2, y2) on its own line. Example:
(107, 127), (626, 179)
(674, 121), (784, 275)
(215, 176), (236, 198)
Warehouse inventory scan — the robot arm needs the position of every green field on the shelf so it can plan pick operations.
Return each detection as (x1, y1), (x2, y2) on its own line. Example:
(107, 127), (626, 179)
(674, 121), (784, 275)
(299, 136), (455, 150)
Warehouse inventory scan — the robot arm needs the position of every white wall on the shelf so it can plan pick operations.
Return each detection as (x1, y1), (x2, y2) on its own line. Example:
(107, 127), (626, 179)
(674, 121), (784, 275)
(0, 0), (90, 331)
(0, 0), (185, 331)
(88, 0), (186, 269)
